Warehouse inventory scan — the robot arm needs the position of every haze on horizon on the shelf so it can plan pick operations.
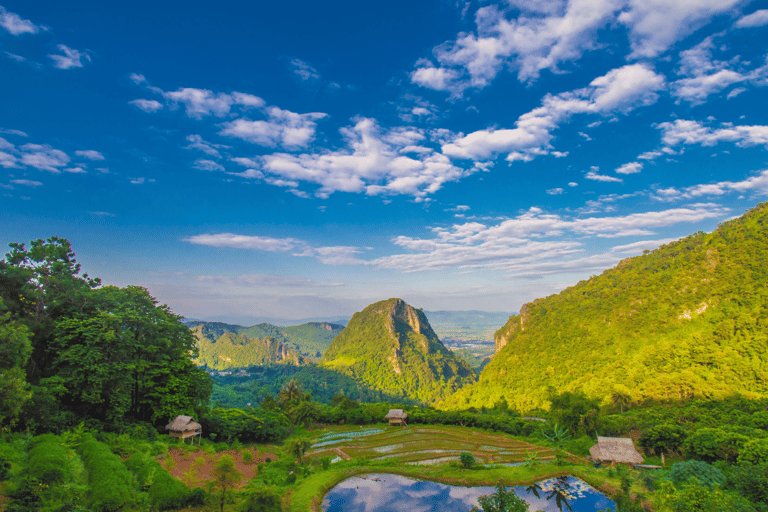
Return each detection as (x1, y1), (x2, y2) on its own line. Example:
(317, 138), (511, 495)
(2, 0), (768, 321)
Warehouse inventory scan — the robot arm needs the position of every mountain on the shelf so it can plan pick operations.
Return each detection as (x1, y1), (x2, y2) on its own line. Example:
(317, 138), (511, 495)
(445, 202), (768, 412)
(321, 298), (476, 403)
(192, 326), (307, 370)
(185, 320), (344, 360)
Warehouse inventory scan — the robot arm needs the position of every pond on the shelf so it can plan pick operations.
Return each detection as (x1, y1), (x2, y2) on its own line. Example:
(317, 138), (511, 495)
(323, 473), (615, 512)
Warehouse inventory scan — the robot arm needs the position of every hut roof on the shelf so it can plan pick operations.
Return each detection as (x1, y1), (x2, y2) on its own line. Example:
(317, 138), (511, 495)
(590, 436), (644, 464)
(165, 415), (202, 432)
(384, 409), (408, 420)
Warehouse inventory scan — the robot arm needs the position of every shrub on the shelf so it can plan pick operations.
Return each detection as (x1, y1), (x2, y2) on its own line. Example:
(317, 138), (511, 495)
(26, 434), (69, 485)
(459, 452), (475, 469)
(684, 428), (748, 462)
(242, 450), (253, 464)
(738, 439), (768, 466)
(639, 423), (687, 456)
(728, 465), (768, 510)
(126, 452), (193, 511)
(239, 483), (283, 512)
(77, 435), (136, 511)
(670, 460), (725, 488)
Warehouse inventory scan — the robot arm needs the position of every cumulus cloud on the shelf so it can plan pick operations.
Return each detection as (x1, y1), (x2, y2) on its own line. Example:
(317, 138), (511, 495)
(48, 45), (90, 69)
(546, 187), (564, 194)
(611, 238), (678, 253)
(0, 150), (19, 168)
(257, 118), (467, 200)
(19, 144), (70, 173)
(185, 233), (304, 252)
(0, 6), (46, 35)
(615, 161), (643, 174)
(75, 150), (104, 160)
(651, 169), (768, 201)
(290, 58), (321, 82)
(219, 107), (327, 149)
(735, 9), (768, 28)
(193, 159), (225, 172)
(585, 168), (623, 182)
(441, 64), (664, 161)
(129, 99), (163, 113)
(658, 119), (768, 148)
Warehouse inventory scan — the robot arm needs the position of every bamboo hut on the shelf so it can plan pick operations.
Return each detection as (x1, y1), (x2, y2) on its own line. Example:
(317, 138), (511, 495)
(384, 409), (408, 426)
(590, 436), (644, 465)
(165, 415), (203, 444)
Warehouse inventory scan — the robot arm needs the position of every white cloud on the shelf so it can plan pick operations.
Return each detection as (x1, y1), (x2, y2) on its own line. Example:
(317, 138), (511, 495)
(19, 144), (70, 173)
(568, 182), (578, 187)
(0, 6), (45, 35)
(64, 166), (87, 174)
(164, 88), (236, 118)
(184, 134), (229, 158)
(258, 118), (468, 199)
(659, 119), (768, 148)
(637, 150), (662, 160)
(10, 179), (43, 187)
(129, 99), (163, 113)
(546, 187), (564, 194)
(442, 64), (664, 161)
(0, 150), (19, 168)
(611, 238), (678, 253)
(290, 58), (321, 82)
(0, 128), (27, 137)
(185, 233), (304, 252)
(652, 169), (768, 200)
(48, 45), (90, 69)
(193, 159), (225, 172)
(735, 9), (768, 28)
(219, 107), (327, 149)
(89, 211), (116, 217)
(129, 177), (145, 184)
(619, 0), (743, 59)
(75, 150), (104, 160)
(585, 169), (623, 182)
(615, 161), (643, 174)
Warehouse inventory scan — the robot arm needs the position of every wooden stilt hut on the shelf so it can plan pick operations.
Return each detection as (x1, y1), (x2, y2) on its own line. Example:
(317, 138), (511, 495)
(385, 409), (408, 426)
(165, 415), (203, 444)
(590, 436), (644, 466)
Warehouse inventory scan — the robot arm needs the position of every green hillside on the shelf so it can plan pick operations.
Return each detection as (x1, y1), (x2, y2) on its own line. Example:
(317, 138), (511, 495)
(193, 327), (306, 370)
(321, 298), (476, 403)
(446, 202), (768, 412)
(280, 322), (344, 358)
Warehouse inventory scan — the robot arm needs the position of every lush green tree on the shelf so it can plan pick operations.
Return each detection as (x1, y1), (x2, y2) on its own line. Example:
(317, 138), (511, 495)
(459, 452), (476, 469)
(738, 439), (768, 466)
(639, 423), (687, 456)
(684, 428), (749, 462)
(548, 391), (601, 436)
(0, 299), (32, 426)
(210, 454), (242, 512)
(239, 482), (283, 512)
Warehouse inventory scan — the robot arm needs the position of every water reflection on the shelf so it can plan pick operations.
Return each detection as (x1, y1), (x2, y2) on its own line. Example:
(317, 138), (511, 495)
(322, 474), (614, 512)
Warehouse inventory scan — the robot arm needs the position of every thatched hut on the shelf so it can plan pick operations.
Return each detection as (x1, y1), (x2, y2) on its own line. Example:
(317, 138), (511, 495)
(590, 436), (644, 465)
(166, 415), (202, 444)
(384, 409), (408, 426)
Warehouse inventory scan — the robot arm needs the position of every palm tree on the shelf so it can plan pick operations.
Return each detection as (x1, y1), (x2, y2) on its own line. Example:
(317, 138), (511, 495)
(611, 392), (632, 414)
(278, 379), (304, 403)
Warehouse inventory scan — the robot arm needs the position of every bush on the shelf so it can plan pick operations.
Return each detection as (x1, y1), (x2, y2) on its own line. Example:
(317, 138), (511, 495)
(684, 428), (748, 462)
(670, 460), (726, 488)
(728, 465), (768, 511)
(77, 435), (136, 511)
(242, 450), (253, 464)
(126, 452), (193, 511)
(738, 439), (768, 466)
(459, 452), (475, 469)
(26, 434), (69, 485)
(239, 483), (283, 512)
(639, 423), (687, 456)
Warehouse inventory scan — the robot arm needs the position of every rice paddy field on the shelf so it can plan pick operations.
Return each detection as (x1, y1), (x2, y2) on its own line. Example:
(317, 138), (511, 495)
(303, 424), (557, 467)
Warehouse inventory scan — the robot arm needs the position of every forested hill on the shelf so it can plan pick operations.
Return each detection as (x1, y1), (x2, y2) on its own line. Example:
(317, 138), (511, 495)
(445, 202), (768, 412)
(184, 320), (344, 360)
(192, 327), (307, 370)
(321, 298), (476, 403)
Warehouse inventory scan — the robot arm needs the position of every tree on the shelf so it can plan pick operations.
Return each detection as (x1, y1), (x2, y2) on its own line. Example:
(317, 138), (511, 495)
(210, 454), (242, 512)
(610, 391), (632, 414)
(459, 452), (476, 469)
(0, 299), (32, 426)
(471, 480), (529, 512)
(278, 379), (306, 405)
(548, 391), (601, 436)
(239, 483), (282, 512)
(290, 439), (311, 463)
(540, 423), (571, 466)
(638, 424), (687, 456)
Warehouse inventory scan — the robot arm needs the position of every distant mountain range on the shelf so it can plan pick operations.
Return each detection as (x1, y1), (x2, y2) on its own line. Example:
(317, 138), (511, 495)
(446, 202), (768, 412)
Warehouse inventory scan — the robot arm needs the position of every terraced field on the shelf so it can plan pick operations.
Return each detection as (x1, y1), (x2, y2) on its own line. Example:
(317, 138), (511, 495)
(304, 424), (556, 467)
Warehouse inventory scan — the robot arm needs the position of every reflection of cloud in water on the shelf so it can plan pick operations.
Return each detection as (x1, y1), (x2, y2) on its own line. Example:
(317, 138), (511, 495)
(323, 474), (615, 512)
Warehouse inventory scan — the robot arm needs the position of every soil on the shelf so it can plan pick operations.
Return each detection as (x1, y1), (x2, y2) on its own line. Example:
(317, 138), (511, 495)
(159, 446), (277, 489)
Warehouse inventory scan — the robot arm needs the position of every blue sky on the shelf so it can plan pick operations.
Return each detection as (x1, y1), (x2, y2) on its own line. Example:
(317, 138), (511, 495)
(2, 0), (768, 323)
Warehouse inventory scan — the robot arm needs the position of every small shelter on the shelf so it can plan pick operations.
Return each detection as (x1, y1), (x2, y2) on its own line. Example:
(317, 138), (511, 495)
(165, 415), (203, 444)
(590, 436), (644, 465)
(385, 409), (408, 426)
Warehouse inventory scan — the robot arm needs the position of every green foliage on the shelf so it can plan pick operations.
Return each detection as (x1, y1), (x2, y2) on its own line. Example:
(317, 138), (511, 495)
(201, 407), (290, 444)
(321, 298), (476, 404)
(210, 454), (242, 512)
(447, 203), (768, 411)
(548, 391), (601, 436)
(26, 434), (68, 485)
(126, 452), (195, 511)
(669, 460), (726, 488)
(194, 329), (307, 370)
(655, 479), (756, 512)
(684, 427), (749, 462)
(727, 465), (768, 511)
(77, 434), (136, 511)
(0, 299), (32, 427)
(1, 237), (212, 430)
(471, 480), (529, 512)
(738, 439), (768, 466)
(239, 482), (283, 512)
(459, 451), (476, 469)
(290, 439), (311, 462)
(639, 423), (687, 455)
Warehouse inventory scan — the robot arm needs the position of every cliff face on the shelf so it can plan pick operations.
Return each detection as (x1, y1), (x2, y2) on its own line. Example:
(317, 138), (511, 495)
(494, 300), (540, 353)
(322, 298), (476, 404)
